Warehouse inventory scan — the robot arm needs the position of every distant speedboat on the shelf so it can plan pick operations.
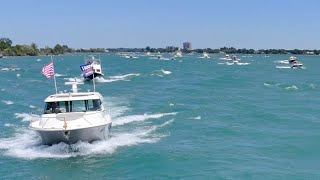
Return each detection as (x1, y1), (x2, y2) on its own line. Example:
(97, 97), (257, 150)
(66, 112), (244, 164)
(225, 54), (232, 61)
(0, 54), (3, 58)
(232, 55), (239, 64)
(174, 50), (182, 58)
(291, 62), (304, 69)
(80, 55), (104, 81)
(202, 52), (210, 58)
(288, 56), (303, 68)
(289, 56), (298, 64)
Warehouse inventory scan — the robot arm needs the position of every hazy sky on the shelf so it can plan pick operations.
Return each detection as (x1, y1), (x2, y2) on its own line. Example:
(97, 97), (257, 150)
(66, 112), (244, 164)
(1, 0), (320, 49)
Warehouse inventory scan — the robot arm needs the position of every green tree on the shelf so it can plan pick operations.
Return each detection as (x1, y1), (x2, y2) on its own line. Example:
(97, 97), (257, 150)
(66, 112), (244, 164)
(53, 44), (64, 55)
(0, 38), (12, 51)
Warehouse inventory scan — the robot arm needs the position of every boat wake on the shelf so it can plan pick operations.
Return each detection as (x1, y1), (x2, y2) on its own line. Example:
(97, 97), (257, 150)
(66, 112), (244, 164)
(2, 100), (14, 105)
(65, 73), (140, 83)
(274, 60), (289, 64)
(275, 66), (291, 69)
(151, 69), (172, 77)
(0, 98), (176, 159)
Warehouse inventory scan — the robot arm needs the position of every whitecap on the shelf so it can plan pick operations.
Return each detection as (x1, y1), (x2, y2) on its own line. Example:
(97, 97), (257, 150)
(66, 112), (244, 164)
(4, 123), (15, 127)
(276, 66), (291, 69)
(29, 105), (36, 109)
(14, 113), (30, 122)
(113, 112), (177, 126)
(97, 74), (140, 83)
(2, 100), (14, 105)
(274, 60), (289, 64)
(55, 73), (68, 77)
(0, 119), (174, 159)
(161, 69), (172, 75)
(285, 85), (299, 90)
(190, 116), (201, 120)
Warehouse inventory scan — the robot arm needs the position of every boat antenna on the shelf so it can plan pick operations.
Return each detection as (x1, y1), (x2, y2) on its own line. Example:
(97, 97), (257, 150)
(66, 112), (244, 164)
(51, 55), (58, 94)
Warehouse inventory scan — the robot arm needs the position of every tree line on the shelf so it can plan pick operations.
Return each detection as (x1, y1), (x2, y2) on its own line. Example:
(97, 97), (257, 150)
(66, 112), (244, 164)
(1, 37), (320, 56)
(0, 38), (106, 56)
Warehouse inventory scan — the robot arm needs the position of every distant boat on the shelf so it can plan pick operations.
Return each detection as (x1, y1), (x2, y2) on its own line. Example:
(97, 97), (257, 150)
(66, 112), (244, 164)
(225, 54), (232, 61)
(289, 56), (298, 64)
(81, 55), (104, 80)
(0, 54), (3, 58)
(232, 55), (239, 64)
(288, 56), (304, 68)
(202, 52), (210, 58)
(174, 50), (182, 58)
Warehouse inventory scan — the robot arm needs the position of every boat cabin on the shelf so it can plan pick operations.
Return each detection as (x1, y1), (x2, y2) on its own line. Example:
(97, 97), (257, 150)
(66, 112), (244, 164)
(43, 92), (103, 114)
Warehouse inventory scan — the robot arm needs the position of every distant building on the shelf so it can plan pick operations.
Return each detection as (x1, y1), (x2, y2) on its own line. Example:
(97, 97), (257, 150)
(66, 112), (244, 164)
(183, 42), (192, 50)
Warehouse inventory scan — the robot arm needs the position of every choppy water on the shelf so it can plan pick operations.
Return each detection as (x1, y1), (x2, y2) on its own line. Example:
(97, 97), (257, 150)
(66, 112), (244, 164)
(0, 53), (320, 179)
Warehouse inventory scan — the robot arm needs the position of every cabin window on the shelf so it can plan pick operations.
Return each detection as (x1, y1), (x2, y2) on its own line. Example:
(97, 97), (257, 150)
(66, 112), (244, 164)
(44, 99), (101, 114)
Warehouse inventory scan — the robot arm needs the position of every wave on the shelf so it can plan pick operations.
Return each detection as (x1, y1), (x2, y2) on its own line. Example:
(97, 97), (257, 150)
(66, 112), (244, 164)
(96, 74), (140, 83)
(0, 118), (174, 159)
(29, 105), (36, 109)
(2, 100), (14, 105)
(1, 67), (20, 71)
(4, 123), (15, 127)
(190, 116), (201, 120)
(113, 112), (177, 126)
(55, 73), (68, 77)
(161, 69), (172, 75)
(276, 66), (291, 69)
(14, 113), (30, 122)
(285, 85), (299, 90)
(274, 60), (289, 64)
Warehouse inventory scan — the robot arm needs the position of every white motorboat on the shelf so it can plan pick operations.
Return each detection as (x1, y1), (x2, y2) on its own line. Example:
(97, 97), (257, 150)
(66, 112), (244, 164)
(291, 62), (304, 69)
(174, 50), (182, 58)
(81, 55), (104, 80)
(232, 55), (239, 64)
(202, 52), (210, 58)
(29, 82), (112, 145)
(225, 54), (232, 61)
(289, 56), (298, 64)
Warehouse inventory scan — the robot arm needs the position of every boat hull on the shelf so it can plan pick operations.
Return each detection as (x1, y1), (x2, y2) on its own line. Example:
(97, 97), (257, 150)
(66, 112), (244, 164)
(84, 73), (103, 80)
(34, 123), (112, 145)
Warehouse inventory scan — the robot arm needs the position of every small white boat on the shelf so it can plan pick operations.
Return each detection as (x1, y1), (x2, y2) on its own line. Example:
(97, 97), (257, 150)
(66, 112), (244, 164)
(29, 82), (112, 145)
(81, 55), (104, 80)
(289, 56), (298, 64)
(225, 54), (232, 61)
(291, 62), (304, 69)
(232, 55), (239, 64)
(202, 52), (210, 58)
(174, 50), (182, 58)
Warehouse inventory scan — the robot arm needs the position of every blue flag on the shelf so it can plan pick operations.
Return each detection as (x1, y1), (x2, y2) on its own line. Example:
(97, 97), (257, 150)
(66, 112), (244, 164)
(80, 63), (94, 78)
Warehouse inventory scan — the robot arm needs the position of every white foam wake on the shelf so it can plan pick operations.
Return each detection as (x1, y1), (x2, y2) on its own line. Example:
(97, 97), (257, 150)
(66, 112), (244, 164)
(14, 113), (30, 122)
(113, 112), (177, 126)
(2, 100), (14, 105)
(55, 73), (68, 77)
(96, 74), (140, 83)
(0, 118), (174, 159)
(161, 69), (172, 75)
(276, 66), (291, 69)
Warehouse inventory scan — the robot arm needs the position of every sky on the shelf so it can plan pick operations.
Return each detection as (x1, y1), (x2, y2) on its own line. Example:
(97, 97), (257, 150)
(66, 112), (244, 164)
(1, 0), (320, 49)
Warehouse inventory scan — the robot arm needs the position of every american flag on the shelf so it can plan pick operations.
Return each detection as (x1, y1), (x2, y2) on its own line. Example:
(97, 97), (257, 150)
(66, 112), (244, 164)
(41, 62), (55, 78)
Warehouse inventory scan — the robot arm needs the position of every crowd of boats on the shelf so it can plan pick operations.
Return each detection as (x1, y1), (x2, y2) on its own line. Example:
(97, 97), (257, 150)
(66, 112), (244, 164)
(22, 51), (305, 146)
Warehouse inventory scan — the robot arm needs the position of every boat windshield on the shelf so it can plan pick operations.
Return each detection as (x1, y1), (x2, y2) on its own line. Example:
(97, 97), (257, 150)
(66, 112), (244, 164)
(44, 99), (102, 114)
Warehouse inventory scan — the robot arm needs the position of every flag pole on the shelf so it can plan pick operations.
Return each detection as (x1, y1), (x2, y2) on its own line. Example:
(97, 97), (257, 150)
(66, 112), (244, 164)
(51, 55), (58, 94)
(93, 71), (96, 92)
